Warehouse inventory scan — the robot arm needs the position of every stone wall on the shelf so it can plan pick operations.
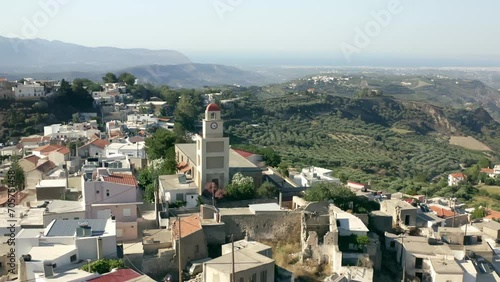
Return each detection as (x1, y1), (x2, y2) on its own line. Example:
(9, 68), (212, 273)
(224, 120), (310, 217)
(220, 211), (301, 242)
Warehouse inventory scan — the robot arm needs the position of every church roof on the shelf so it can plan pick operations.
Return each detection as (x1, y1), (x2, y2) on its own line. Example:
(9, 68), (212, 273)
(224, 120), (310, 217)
(206, 103), (220, 112)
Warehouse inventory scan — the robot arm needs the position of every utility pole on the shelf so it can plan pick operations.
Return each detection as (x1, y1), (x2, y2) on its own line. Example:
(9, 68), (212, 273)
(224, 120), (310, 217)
(231, 234), (235, 282)
(178, 217), (182, 282)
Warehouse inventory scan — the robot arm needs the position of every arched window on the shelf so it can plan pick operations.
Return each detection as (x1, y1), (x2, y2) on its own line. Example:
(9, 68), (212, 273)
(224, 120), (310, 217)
(210, 112), (216, 120)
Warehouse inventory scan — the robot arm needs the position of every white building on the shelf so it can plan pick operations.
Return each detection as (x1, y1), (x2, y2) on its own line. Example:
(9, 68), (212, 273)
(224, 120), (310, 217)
(16, 218), (116, 282)
(12, 79), (48, 99)
(294, 166), (341, 187)
(105, 142), (146, 159)
(43, 123), (100, 140)
(448, 173), (466, 186)
(158, 174), (199, 208)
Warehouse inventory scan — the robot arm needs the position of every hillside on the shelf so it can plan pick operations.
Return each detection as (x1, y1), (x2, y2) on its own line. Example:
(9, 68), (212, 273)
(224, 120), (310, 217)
(223, 93), (500, 192)
(121, 64), (272, 88)
(0, 36), (191, 73)
(260, 73), (500, 121)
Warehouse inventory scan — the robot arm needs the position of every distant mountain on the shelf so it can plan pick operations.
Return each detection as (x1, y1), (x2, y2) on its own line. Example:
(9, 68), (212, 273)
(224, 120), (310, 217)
(0, 36), (191, 73)
(121, 64), (272, 88)
(0, 63), (272, 89)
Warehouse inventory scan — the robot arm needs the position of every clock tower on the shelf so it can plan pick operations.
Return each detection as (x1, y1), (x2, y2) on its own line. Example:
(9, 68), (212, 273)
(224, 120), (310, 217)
(195, 103), (230, 193)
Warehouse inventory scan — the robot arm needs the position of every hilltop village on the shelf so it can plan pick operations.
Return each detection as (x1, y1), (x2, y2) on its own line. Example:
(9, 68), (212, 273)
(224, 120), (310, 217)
(1, 77), (500, 282)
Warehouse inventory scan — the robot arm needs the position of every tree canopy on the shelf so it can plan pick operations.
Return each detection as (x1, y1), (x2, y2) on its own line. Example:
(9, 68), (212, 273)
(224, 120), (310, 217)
(226, 173), (255, 200)
(145, 128), (177, 160)
(118, 72), (136, 86)
(304, 182), (356, 211)
(102, 72), (118, 83)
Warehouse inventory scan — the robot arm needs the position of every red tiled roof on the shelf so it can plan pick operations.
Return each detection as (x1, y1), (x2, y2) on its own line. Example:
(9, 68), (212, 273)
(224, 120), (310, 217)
(89, 138), (110, 149)
(88, 269), (142, 282)
(172, 215), (202, 240)
(33, 144), (70, 155)
(232, 148), (254, 158)
(102, 174), (138, 186)
(450, 173), (466, 179)
(23, 155), (41, 164)
(35, 160), (56, 173)
(20, 136), (50, 143)
(429, 205), (456, 218)
(481, 168), (494, 174)
(0, 191), (27, 206)
(485, 209), (500, 220)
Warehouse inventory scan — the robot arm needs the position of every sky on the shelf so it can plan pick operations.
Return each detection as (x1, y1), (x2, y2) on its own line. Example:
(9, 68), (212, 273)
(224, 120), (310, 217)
(2, 0), (500, 66)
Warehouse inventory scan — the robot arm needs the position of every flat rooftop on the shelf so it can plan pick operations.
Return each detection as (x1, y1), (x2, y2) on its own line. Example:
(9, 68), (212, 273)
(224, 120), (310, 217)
(430, 258), (463, 274)
(336, 212), (369, 233)
(36, 179), (67, 188)
(45, 200), (85, 213)
(219, 208), (254, 216)
(205, 250), (273, 274)
(223, 240), (271, 255)
(28, 245), (77, 261)
(0, 207), (45, 227)
(159, 174), (198, 191)
(248, 203), (282, 213)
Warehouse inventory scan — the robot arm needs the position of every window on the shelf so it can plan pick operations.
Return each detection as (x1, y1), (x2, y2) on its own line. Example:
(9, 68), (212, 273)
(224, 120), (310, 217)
(74, 217), (79, 220)
(260, 270), (268, 282)
(63, 218), (68, 220)
(415, 257), (423, 269)
(96, 190), (100, 194)
(106, 190), (110, 197)
(123, 208), (131, 217)
(390, 241), (395, 248)
(210, 112), (216, 120)
(195, 244), (199, 253)
(70, 254), (77, 262)
(239, 278), (244, 282)
(250, 273), (257, 282)
(176, 193), (184, 201)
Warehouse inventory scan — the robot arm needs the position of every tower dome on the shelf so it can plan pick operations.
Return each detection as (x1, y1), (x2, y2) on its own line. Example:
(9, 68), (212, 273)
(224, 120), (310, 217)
(206, 103), (221, 112)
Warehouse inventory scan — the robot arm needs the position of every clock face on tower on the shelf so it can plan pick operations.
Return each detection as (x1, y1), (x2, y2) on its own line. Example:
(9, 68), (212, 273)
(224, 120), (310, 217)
(210, 122), (218, 130)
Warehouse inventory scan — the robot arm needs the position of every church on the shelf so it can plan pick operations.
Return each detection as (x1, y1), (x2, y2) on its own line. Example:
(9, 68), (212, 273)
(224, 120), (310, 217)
(173, 103), (263, 195)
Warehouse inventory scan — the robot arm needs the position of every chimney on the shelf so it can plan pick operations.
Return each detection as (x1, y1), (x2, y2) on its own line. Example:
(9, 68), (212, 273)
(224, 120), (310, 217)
(76, 221), (92, 237)
(43, 260), (54, 278)
(97, 237), (103, 259)
(18, 255), (31, 282)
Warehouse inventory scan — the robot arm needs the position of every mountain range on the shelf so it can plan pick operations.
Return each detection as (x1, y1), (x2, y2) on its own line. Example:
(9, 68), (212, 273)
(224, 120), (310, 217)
(0, 36), (276, 88)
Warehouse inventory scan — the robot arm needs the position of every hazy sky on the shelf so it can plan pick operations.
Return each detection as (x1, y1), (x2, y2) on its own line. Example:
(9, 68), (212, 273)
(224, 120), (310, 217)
(2, 0), (499, 65)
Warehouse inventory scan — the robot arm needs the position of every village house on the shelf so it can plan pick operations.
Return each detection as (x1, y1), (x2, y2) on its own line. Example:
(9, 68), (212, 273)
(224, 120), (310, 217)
(203, 240), (275, 282)
(293, 166), (341, 187)
(0, 78), (14, 99)
(77, 138), (110, 158)
(19, 135), (51, 155)
(82, 168), (142, 240)
(12, 79), (49, 100)
(380, 199), (418, 230)
(35, 179), (67, 201)
(158, 174), (199, 209)
(18, 155), (58, 189)
(16, 218), (117, 282)
(43, 123), (101, 140)
(105, 141), (146, 159)
(32, 144), (70, 167)
(448, 172), (467, 186)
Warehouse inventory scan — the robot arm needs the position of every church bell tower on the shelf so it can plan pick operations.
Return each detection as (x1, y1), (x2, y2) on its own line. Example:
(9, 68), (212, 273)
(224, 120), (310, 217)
(195, 103), (230, 193)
